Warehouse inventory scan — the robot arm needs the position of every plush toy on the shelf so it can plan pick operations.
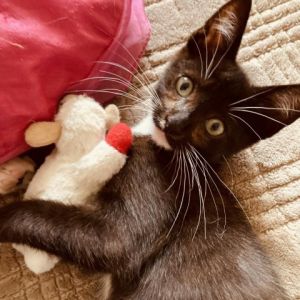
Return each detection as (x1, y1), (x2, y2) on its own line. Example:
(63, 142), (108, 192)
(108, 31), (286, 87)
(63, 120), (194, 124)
(13, 94), (132, 274)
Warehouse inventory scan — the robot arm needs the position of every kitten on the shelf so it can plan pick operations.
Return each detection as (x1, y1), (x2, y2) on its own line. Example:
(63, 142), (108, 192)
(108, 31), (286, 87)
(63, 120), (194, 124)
(0, 0), (299, 299)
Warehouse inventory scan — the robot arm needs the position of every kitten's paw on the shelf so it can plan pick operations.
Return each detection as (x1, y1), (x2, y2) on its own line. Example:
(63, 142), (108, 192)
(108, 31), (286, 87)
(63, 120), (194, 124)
(23, 250), (60, 274)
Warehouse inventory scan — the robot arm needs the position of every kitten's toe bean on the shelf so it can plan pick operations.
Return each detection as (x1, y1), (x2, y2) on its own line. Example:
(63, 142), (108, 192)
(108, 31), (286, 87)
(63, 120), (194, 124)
(23, 250), (60, 274)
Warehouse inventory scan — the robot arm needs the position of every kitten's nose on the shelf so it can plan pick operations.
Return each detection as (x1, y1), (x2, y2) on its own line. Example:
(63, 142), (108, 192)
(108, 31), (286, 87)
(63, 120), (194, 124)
(165, 118), (187, 140)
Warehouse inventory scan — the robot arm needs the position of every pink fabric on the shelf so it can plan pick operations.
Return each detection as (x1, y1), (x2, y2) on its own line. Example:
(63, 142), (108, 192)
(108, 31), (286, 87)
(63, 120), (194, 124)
(0, 0), (151, 164)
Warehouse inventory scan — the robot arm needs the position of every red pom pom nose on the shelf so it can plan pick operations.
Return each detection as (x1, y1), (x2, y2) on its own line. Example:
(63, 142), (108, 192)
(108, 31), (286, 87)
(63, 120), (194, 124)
(105, 123), (133, 154)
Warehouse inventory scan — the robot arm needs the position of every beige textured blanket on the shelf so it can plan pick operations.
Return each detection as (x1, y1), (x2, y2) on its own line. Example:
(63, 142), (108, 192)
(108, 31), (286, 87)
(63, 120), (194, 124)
(0, 0), (299, 299)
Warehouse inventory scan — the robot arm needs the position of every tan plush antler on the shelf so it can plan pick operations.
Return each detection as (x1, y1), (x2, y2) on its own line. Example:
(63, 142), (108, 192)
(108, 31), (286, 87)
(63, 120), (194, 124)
(24, 104), (119, 148)
(25, 122), (62, 148)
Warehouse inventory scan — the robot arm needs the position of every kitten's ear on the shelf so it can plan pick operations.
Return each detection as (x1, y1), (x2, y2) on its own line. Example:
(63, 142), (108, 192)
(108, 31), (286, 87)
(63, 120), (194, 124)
(188, 0), (251, 63)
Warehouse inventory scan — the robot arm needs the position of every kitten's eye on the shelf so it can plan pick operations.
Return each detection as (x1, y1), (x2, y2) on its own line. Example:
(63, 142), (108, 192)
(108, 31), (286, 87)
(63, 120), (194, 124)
(176, 76), (194, 97)
(205, 119), (225, 136)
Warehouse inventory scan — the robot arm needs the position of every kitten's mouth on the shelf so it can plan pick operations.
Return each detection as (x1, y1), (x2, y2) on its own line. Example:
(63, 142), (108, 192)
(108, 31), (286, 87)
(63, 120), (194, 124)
(152, 119), (172, 151)
(154, 116), (188, 148)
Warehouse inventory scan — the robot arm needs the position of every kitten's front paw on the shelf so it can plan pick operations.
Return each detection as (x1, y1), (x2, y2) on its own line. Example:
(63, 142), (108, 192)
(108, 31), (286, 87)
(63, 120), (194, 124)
(13, 244), (59, 275)
(13, 244), (59, 274)
(23, 248), (59, 274)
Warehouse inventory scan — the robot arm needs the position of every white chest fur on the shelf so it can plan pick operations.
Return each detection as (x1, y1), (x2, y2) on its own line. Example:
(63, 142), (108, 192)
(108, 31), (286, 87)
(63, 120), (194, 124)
(133, 114), (172, 150)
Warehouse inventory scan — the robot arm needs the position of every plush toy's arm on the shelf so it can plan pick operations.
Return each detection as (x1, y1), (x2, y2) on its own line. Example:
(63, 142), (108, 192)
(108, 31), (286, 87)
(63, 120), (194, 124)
(78, 123), (132, 176)
(24, 103), (120, 148)
(23, 123), (132, 205)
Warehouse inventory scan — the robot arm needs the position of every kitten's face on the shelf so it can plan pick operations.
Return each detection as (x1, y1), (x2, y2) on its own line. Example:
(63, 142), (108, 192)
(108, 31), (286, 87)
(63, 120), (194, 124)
(154, 48), (252, 162)
(153, 0), (258, 162)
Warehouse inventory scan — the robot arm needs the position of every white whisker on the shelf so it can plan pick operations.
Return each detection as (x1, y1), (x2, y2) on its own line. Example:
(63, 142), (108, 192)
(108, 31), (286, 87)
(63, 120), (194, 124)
(231, 109), (287, 126)
(189, 146), (224, 237)
(191, 36), (204, 78)
(207, 38), (234, 79)
(229, 112), (262, 140)
(67, 88), (153, 111)
(234, 106), (300, 113)
(167, 149), (185, 238)
(165, 150), (180, 193)
(180, 148), (193, 233)
(189, 144), (207, 239)
(186, 147), (206, 240)
(206, 16), (222, 79)
(190, 145), (250, 223)
(111, 39), (162, 105)
(223, 155), (234, 188)
(96, 61), (161, 106)
(203, 28), (209, 79)
(230, 88), (274, 107)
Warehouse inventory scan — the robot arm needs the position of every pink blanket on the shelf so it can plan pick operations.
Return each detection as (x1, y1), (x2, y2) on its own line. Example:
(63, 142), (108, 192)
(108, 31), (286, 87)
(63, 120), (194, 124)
(0, 0), (150, 164)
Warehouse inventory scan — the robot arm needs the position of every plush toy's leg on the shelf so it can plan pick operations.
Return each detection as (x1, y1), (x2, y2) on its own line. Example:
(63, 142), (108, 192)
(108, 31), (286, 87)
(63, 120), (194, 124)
(13, 244), (59, 274)
(76, 125), (131, 189)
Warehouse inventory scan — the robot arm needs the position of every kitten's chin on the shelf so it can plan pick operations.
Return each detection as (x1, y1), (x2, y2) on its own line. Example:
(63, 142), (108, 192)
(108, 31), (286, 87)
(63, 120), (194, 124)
(132, 114), (172, 150)
(152, 126), (172, 151)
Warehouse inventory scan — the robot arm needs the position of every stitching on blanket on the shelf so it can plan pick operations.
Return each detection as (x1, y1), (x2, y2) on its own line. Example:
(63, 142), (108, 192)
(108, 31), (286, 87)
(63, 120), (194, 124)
(12, 249), (28, 300)
(273, 50), (299, 82)
(53, 269), (64, 300)
(257, 5), (295, 84)
(247, 145), (278, 220)
(247, 195), (300, 218)
(269, 55), (290, 83)
(68, 263), (81, 299)
(240, 177), (300, 205)
(253, 0), (292, 14)
(246, 0), (299, 32)
(259, 216), (300, 234)
(232, 158), (300, 188)
(239, 25), (300, 62)
(240, 37), (300, 63)
(1, 276), (99, 300)
(285, 44), (300, 78)
(276, 27), (300, 79)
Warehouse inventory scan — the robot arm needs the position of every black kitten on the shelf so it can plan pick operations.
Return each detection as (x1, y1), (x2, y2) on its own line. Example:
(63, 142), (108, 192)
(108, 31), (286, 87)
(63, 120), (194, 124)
(0, 0), (299, 299)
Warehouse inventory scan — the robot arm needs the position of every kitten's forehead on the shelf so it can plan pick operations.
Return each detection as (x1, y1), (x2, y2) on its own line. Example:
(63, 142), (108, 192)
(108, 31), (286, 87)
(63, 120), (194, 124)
(165, 51), (207, 86)
(171, 49), (201, 71)
(168, 47), (240, 86)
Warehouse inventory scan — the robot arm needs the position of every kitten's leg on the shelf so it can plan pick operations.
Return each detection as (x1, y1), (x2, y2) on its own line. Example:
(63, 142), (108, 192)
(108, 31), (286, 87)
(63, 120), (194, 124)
(0, 200), (163, 273)
(0, 201), (112, 271)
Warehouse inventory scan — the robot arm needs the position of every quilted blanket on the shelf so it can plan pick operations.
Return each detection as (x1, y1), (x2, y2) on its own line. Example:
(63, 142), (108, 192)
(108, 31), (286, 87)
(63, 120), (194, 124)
(0, 0), (299, 299)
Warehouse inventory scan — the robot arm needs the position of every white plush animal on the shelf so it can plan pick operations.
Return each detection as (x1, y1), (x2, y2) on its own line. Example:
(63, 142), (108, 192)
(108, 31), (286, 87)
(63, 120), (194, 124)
(13, 94), (132, 274)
